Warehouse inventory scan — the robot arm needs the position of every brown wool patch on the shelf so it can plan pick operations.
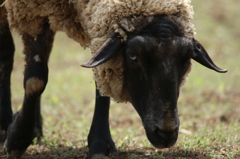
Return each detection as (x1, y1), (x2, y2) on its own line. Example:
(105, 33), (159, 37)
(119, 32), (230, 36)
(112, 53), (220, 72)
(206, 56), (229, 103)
(25, 77), (44, 96)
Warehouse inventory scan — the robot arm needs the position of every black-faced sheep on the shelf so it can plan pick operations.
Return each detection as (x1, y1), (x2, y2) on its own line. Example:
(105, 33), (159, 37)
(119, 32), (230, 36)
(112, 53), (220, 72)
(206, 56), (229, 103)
(0, 0), (227, 158)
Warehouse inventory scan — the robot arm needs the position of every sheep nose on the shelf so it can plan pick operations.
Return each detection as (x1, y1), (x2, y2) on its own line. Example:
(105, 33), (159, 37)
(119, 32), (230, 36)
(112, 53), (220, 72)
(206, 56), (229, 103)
(156, 127), (178, 147)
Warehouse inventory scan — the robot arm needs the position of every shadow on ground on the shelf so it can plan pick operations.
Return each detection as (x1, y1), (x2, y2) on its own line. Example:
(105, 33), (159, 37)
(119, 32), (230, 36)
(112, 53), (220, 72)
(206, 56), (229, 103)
(1, 144), (238, 159)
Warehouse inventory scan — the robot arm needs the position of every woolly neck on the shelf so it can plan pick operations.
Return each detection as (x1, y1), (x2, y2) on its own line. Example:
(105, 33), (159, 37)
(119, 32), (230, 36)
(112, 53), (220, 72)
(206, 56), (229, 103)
(79, 0), (195, 102)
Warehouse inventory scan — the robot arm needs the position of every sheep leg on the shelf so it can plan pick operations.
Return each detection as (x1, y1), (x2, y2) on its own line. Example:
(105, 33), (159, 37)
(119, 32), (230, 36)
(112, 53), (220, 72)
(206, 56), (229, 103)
(0, 22), (14, 143)
(33, 97), (43, 142)
(88, 88), (117, 159)
(3, 22), (54, 158)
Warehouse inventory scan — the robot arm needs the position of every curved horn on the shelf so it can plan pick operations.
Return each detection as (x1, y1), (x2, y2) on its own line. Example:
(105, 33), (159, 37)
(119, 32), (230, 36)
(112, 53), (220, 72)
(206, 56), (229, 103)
(192, 38), (227, 73)
(81, 32), (122, 68)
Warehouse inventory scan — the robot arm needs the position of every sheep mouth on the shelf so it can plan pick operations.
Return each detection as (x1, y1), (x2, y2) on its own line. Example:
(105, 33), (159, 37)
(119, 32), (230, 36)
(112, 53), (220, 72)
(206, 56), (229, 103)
(144, 126), (179, 149)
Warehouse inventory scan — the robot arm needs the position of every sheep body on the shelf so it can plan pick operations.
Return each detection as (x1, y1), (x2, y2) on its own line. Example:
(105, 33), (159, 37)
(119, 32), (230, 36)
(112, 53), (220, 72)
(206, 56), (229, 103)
(4, 0), (195, 102)
(4, 0), (90, 47)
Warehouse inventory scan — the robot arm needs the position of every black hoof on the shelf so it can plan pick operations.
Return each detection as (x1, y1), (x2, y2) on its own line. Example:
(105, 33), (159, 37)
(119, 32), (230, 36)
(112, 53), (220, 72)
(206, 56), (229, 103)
(3, 112), (36, 158)
(3, 138), (26, 159)
(0, 119), (13, 143)
(3, 129), (30, 159)
(0, 130), (7, 143)
(88, 139), (117, 159)
(91, 153), (106, 159)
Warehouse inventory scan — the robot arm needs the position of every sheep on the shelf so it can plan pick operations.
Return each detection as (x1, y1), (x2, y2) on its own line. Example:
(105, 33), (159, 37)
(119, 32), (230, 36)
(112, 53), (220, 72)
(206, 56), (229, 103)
(0, 0), (227, 158)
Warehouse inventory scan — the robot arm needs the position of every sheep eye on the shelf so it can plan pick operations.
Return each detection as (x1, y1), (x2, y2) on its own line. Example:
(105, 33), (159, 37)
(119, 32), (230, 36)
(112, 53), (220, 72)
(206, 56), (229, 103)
(128, 53), (137, 61)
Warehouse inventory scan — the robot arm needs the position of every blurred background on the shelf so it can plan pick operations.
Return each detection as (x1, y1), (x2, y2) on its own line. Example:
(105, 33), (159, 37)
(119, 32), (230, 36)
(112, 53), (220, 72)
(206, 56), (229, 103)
(7, 0), (240, 158)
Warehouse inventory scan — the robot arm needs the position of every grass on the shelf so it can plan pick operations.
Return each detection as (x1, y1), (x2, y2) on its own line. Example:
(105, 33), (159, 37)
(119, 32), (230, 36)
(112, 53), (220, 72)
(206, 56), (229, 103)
(0, 0), (240, 158)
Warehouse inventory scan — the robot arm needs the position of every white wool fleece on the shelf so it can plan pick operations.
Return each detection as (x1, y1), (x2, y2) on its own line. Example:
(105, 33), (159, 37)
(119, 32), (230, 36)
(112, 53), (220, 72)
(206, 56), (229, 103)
(4, 0), (195, 102)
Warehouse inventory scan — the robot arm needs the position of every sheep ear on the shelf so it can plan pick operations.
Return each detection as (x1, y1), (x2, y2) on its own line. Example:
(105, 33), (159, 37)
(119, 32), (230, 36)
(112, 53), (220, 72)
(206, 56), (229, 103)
(81, 33), (122, 68)
(191, 38), (227, 73)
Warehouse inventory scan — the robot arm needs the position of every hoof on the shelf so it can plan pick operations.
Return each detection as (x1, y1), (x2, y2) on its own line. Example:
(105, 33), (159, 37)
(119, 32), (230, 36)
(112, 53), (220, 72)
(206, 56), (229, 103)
(3, 112), (35, 158)
(3, 139), (26, 159)
(91, 153), (106, 159)
(0, 130), (7, 143)
(89, 140), (117, 158)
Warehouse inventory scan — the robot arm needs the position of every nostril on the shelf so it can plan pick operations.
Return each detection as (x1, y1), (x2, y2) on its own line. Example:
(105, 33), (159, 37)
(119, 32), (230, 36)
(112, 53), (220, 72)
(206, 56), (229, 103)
(156, 127), (178, 138)
(155, 127), (178, 148)
(157, 129), (165, 139)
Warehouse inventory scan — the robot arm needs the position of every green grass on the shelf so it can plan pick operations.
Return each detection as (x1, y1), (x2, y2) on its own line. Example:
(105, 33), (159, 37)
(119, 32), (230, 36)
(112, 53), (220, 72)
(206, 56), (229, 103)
(1, 0), (240, 158)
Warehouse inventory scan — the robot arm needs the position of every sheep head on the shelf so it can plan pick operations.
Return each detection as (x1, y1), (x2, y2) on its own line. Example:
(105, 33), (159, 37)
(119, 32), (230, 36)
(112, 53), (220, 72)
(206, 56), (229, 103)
(82, 15), (227, 148)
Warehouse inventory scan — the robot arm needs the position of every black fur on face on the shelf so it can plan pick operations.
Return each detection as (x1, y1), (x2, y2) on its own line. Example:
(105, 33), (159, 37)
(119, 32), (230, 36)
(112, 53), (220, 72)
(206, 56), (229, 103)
(122, 15), (192, 148)
(82, 14), (226, 149)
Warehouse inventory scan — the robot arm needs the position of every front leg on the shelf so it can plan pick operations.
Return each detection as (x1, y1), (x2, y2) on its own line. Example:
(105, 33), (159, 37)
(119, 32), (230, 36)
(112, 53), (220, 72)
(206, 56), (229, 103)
(88, 88), (117, 159)
(4, 22), (54, 158)
(0, 20), (14, 142)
